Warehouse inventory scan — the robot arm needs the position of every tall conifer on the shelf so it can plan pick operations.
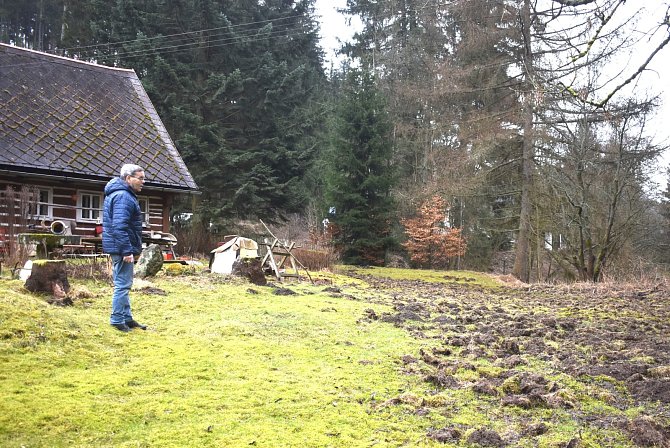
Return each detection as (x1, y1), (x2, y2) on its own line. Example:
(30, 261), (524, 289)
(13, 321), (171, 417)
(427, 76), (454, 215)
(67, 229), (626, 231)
(325, 69), (395, 265)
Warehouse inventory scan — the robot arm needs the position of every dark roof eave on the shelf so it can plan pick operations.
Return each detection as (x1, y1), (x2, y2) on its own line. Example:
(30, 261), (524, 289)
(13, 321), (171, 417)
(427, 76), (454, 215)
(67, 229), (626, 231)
(0, 166), (200, 195)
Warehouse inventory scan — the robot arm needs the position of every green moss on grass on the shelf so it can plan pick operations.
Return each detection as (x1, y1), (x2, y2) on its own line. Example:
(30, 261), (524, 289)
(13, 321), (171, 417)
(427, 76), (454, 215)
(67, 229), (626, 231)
(338, 265), (503, 289)
(0, 275), (445, 447)
(0, 267), (655, 447)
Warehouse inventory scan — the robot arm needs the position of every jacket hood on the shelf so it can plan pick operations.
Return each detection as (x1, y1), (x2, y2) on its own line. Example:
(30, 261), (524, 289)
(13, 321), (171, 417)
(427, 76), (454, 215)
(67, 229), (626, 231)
(104, 177), (136, 197)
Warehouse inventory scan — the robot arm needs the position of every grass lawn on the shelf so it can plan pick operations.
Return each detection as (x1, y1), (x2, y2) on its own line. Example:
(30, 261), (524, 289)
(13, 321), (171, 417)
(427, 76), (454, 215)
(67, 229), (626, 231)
(0, 271), (439, 447)
(2, 265), (668, 447)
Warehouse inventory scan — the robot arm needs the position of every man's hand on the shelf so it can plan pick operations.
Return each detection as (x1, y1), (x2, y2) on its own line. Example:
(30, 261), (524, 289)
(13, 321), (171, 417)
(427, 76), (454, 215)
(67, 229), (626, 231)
(123, 254), (134, 263)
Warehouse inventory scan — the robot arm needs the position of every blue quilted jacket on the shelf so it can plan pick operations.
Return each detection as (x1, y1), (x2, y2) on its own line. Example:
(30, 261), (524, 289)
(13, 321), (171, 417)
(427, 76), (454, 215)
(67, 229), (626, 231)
(102, 177), (143, 256)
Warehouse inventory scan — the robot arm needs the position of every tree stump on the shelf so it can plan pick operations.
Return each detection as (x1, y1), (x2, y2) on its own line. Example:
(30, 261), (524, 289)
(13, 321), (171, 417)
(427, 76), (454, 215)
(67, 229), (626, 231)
(24, 260), (72, 305)
(231, 258), (267, 286)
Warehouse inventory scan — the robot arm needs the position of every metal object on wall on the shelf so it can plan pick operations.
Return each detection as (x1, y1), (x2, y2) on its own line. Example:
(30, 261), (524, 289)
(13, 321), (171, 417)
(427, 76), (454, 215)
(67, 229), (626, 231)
(50, 220), (67, 235)
(50, 220), (74, 236)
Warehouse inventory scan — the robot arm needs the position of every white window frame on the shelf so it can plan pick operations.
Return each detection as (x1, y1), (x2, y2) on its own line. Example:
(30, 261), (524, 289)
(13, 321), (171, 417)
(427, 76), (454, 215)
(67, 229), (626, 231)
(77, 191), (103, 222)
(138, 197), (150, 227)
(31, 188), (53, 219)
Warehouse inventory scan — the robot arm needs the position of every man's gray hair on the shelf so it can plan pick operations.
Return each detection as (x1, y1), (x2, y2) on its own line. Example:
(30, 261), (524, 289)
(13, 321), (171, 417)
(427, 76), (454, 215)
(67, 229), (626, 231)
(120, 164), (144, 179)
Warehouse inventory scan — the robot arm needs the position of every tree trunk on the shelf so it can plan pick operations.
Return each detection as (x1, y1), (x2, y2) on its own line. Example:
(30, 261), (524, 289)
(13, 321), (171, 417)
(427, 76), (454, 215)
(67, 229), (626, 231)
(512, 0), (534, 283)
(37, 0), (45, 51)
(536, 205), (542, 282)
(60, 3), (67, 43)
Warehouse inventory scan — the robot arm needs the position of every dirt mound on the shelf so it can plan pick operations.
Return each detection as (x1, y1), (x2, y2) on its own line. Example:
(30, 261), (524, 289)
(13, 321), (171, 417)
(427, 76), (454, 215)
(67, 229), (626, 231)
(467, 428), (506, 447)
(625, 416), (670, 446)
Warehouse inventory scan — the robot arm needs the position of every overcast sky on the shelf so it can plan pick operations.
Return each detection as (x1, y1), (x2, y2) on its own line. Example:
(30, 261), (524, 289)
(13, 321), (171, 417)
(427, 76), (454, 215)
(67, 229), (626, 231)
(617, 2), (670, 188)
(314, 0), (359, 65)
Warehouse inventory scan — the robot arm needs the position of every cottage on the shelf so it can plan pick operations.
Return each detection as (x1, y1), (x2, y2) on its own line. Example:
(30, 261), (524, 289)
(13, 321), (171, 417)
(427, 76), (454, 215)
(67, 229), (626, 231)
(0, 44), (198, 252)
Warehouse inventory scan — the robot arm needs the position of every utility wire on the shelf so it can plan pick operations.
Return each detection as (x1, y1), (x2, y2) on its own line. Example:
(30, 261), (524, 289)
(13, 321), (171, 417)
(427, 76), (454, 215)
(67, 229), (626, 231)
(62, 13), (309, 52)
(1, 17), (317, 68)
(1, 28), (311, 68)
(93, 26), (314, 60)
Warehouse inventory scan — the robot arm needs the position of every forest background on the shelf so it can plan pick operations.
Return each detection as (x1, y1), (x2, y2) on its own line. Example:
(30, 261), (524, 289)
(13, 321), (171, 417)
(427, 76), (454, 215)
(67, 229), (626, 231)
(2, 0), (669, 283)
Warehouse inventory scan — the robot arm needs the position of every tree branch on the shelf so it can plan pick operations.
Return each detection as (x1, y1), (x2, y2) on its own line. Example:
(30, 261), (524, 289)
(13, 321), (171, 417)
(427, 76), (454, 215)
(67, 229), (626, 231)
(551, 0), (599, 6)
(594, 32), (670, 108)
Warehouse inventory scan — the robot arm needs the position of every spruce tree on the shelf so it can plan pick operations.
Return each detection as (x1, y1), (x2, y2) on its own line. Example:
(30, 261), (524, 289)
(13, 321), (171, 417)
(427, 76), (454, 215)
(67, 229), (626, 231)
(19, 0), (328, 225)
(325, 69), (395, 265)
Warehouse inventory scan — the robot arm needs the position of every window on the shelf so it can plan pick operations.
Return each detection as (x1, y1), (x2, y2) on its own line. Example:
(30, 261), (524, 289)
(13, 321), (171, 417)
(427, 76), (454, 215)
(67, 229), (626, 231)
(78, 192), (102, 222)
(31, 188), (52, 218)
(138, 198), (150, 227)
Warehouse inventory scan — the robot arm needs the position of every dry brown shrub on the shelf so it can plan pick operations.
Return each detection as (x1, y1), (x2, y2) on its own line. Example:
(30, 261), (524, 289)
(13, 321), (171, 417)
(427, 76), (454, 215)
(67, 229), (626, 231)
(495, 252), (670, 289)
(65, 257), (111, 281)
(401, 195), (466, 269)
(493, 274), (527, 286)
(600, 256), (669, 287)
(268, 214), (311, 244)
(173, 225), (217, 256)
(293, 248), (339, 271)
(0, 185), (40, 273)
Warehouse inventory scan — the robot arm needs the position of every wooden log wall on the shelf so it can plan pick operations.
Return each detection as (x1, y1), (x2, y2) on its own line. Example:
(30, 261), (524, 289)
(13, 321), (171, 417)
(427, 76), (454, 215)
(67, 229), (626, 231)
(0, 179), (171, 240)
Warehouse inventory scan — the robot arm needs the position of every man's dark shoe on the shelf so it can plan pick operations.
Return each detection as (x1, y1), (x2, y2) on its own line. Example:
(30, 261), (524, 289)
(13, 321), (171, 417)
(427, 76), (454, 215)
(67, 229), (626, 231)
(112, 323), (131, 332)
(125, 319), (147, 330)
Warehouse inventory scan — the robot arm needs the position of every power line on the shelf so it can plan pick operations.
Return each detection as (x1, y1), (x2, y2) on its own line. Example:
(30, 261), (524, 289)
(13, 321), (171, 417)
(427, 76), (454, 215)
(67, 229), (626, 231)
(62, 13), (309, 52)
(1, 25), (318, 69)
(91, 26), (315, 61)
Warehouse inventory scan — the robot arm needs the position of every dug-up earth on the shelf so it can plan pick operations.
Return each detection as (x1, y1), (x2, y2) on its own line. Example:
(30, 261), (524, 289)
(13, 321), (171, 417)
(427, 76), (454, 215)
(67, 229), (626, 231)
(338, 269), (670, 447)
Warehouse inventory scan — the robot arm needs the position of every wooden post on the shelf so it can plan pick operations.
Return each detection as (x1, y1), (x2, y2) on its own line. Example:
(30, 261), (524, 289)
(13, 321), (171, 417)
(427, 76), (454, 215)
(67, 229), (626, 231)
(259, 220), (313, 284)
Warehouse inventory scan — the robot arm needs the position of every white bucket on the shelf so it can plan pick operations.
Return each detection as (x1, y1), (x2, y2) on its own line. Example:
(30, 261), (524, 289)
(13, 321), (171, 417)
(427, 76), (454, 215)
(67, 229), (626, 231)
(19, 260), (33, 281)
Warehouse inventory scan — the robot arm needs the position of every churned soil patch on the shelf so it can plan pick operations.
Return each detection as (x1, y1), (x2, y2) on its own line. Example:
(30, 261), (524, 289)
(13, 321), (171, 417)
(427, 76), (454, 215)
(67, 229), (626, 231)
(345, 270), (670, 446)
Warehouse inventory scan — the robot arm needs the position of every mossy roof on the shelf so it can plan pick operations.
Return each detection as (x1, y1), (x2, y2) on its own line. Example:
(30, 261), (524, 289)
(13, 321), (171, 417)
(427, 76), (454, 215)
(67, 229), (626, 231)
(0, 44), (198, 192)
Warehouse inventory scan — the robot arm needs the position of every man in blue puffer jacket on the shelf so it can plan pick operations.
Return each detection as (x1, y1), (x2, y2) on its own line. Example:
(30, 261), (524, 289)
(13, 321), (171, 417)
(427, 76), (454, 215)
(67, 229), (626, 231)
(103, 164), (148, 332)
